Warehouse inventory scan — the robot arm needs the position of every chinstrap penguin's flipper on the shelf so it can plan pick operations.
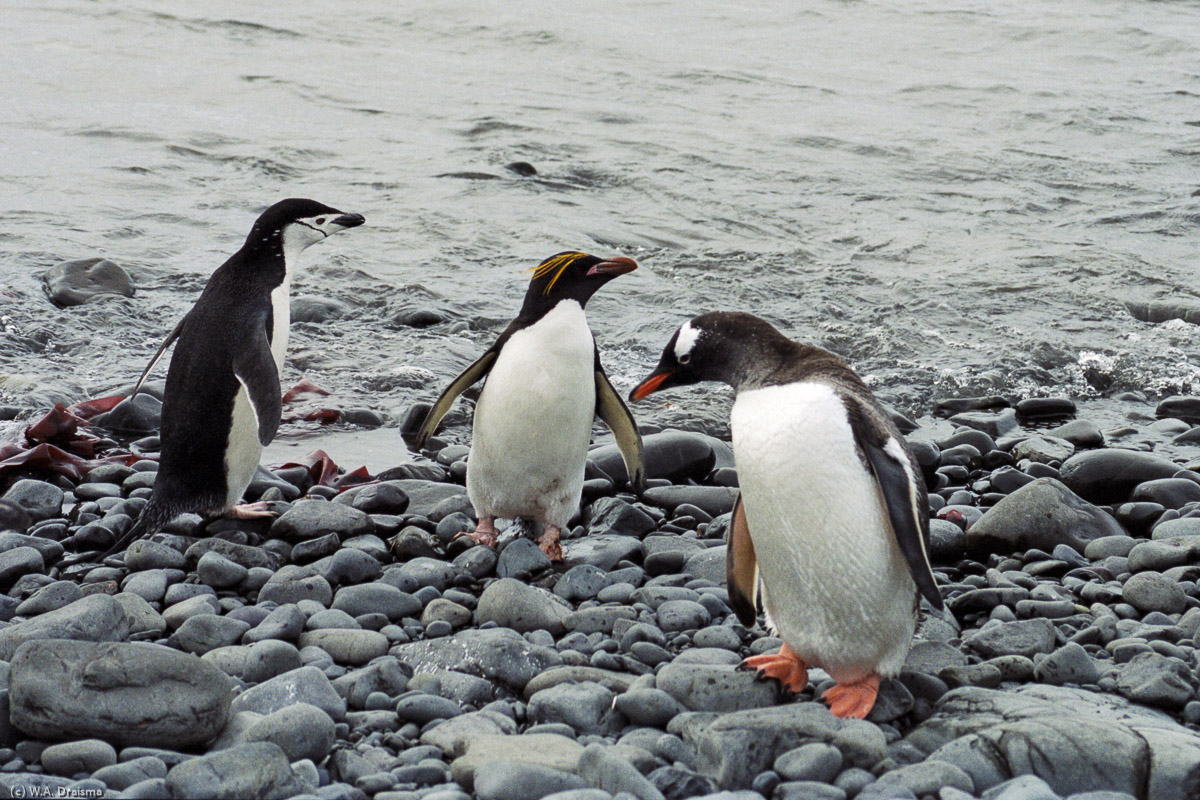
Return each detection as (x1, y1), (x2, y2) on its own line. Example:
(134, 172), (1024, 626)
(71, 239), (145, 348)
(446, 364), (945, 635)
(852, 416), (943, 610)
(725, 494), (760, 626)
(410, 349), (499, 449)
(128, 317), (185, 401)
(234, 321), (283, 446)
(593, 349), (645, 493)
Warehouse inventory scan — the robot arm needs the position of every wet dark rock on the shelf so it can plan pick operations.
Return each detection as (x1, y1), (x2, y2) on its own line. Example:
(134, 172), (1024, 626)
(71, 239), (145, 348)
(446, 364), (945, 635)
(334, 482), (409, 515)
(961, 618), (1055, 659)
(243, 603), (306, 643)
(586, 497), (656, 537)
(1046, 419), (1104, 448)
(1157, 395), (1200, 425)
(934, 397), (1010, 416)
(15, 579), (82, 616)
(949, 409), (1017, 437)
(528, 682), (618, 735)
(165, 741), (310, 799)
(0, 593), (129, 659)
(908, 685), (1200, 798)
(291, 295), (349, 323)
(563, 534), (642, 571)
(393, 628), (562, 692)
(1010, 435), (1074, 464)
(1122, 571), (1188, 614)
(95, 393), (163, 435)
(578, 743), (666, 800)
(477, 578), (570, 635)
(656, 662), (777, 712)
(269, 499), (374, 540)
(1114, 652), (1198, 710)
(966, 478), (1123, 557)
(40, 738), (118, 776)
(10, 640), (231, 747)
(230, 665), (347, 721)
(332, 582), (421, 620)
(43, 258), (135, 306)
(257, 565), (332, 606)
(1131, 478), (1200, 510)
(1059, 450), (1184, 505)
(242, 702), (335, 763)
(1031, 642), (1099, 685)
(474, 761), (587, 800)
(172, 614), (251, 655)
(591, 430), (715, 484)
(497, 538), (552, 579)
(2, 480), (64, 523)
(642, 486), (739, 517)
(1015, 397), (1076, 421)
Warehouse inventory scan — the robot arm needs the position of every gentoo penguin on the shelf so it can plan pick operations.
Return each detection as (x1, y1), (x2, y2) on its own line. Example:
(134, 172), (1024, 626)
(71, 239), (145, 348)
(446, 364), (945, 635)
(412, 251), (645, 560)
(629, 312), (942, 719)
(70, 199), (364, 566)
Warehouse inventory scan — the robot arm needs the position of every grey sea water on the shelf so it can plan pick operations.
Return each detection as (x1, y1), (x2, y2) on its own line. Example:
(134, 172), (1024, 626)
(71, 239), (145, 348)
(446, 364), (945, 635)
(2, 0), (1200, 466)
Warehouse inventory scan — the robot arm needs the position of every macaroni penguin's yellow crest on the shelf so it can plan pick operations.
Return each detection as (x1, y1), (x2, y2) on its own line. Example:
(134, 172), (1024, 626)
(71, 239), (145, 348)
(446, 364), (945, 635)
(530, 252), (588, 296)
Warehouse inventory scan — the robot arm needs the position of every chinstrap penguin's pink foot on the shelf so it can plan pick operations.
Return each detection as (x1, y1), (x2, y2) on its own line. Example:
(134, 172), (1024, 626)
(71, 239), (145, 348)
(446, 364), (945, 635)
(454, 516), (499, 549)
(822, 673), (882, 719)
(228, 501), (275, 520)
(538, 524), (565, 561)
(740, 642), (809, 694)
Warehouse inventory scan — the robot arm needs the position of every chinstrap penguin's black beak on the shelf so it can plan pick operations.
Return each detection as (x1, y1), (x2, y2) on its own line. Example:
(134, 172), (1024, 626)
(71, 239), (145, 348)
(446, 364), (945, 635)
(332, 213), (366, 229)
(587, 256), (638, 277)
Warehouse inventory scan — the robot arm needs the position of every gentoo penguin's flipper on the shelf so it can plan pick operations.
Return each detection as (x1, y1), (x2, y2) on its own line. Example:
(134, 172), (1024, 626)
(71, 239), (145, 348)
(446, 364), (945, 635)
(129, 318), (185, 400)
(726, 494), (760, 626)
(412, 350), (498, 448)
(593, 352), (645, 492)
(855, 426), (943, 610)
(233, 327), (283, 446)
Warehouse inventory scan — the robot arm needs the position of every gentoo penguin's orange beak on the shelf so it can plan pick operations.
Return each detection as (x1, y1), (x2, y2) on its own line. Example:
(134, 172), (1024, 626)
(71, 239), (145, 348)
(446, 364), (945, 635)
(587, 256), (638, 277)
(630, 370), (674, 402)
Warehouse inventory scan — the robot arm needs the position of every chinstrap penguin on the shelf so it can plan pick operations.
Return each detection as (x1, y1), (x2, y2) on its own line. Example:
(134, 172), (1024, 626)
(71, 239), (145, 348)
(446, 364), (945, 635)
(411, 251), (645, 560)
(66, 199), (364, 568)
(629, 311), (942, 719)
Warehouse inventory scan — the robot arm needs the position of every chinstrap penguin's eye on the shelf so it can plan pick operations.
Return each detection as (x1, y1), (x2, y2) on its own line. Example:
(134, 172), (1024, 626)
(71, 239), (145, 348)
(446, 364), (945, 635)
(316, 217), (326, 225)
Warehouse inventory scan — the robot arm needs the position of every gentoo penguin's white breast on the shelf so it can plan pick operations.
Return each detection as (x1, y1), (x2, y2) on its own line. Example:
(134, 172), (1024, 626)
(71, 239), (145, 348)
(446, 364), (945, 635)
(467, 300), (597, 524)
(730, 380), (918, 682)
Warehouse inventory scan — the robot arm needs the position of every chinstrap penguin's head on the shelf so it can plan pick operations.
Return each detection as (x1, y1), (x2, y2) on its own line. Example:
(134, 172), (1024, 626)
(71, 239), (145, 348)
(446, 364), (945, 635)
(242, 198), (366, 261)
(630, 311), (799, 400)
(520, 251), (637, 316)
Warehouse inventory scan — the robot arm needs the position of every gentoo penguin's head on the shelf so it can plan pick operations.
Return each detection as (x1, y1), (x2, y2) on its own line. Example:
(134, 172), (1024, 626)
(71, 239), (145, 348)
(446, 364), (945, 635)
(243, 198), (365, 261)
(630, 311), (795, 399)
(520, 251), (638, 315)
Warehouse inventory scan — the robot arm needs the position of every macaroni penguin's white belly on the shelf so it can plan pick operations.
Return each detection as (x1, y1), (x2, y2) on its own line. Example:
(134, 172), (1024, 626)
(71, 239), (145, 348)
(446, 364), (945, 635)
(468, 300), (596, 527)
(731, 382), (918, 681)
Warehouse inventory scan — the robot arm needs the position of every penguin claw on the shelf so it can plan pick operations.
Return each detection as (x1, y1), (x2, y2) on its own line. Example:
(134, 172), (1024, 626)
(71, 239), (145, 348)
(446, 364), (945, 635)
(740, 643), (809, 694)
(822, 674), (881, 719)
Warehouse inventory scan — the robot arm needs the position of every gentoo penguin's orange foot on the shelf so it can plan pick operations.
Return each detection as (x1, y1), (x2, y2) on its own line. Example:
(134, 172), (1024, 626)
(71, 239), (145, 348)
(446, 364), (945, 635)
(740, 643), (809, 693)
(822, 674), (882, 719)
(228, 501), (275, 520)
(538, 525), (565, 562)
(454, 517), (499, 549)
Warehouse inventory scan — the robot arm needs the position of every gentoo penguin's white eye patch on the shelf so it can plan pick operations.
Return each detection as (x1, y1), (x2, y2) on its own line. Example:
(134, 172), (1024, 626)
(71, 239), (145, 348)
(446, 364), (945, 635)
(674, 321), (700, 362)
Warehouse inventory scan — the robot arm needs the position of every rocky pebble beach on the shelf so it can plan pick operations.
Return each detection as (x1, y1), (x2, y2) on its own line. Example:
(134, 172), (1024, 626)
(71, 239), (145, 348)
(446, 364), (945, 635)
(0, 391), (1198, 799)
